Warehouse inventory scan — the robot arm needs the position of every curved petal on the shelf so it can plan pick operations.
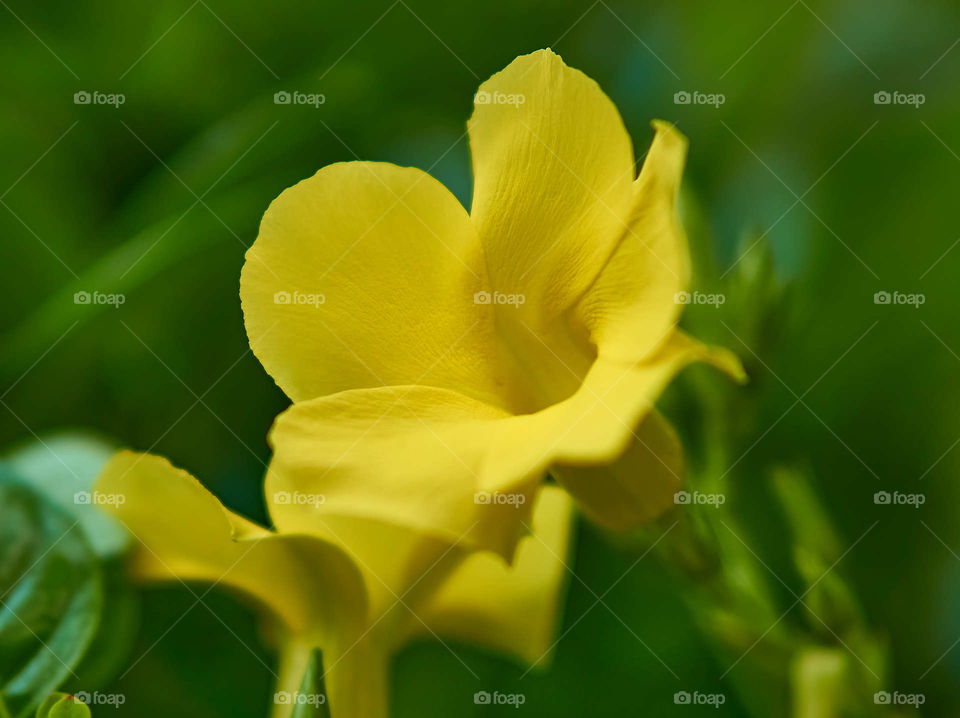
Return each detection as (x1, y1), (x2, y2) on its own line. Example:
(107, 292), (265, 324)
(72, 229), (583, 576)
(281, 511), (472, 629)
(543, 332), (743, 530)
(265, 390), (541, 562)
(94, 451), (367, 644)
(573, 121), (690, 362)
(240, 161), (509, 407)
(538, 332), (743, 466)
(468, 49), (636, 320)
(410, 486), (574, 668)
(266, 332), (742, 558)
(551, 410), (682, 531)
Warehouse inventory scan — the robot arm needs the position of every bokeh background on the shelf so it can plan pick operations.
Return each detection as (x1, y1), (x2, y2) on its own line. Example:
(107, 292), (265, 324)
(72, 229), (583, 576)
(1, 0), (959, 715)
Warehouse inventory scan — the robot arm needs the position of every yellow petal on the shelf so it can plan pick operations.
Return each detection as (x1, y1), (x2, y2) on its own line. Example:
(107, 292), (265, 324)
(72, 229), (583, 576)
(268, 491), (567, 673)
(468, 49), (636, 321)
(266, 389), (541, 561)
(95, 451), (367, 644)
(411, 486), (574, 668)
(266, 332), (739, 558)
(535, 331), (743, 466)
(551, 410), (682, 531)
(280, 511), (472, 631)
(240, 161), (509, 408)
(543, 332), (743, 530)
(574, 121), (690, 362)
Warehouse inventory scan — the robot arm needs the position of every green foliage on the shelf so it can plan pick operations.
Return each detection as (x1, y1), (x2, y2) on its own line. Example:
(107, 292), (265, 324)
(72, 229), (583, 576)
(0, 474), (101, 718)
(6, 435), (128, 560)
(0, 436), (135, 718)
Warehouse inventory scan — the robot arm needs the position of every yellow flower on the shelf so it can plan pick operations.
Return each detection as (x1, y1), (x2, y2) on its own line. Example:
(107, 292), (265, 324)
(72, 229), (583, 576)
(241, 49), (743, 561)
(96, 451), (573, 718)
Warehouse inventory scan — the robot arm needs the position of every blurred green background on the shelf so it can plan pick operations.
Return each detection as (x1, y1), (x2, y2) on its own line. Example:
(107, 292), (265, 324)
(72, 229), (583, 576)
(2, 0), (959, 715)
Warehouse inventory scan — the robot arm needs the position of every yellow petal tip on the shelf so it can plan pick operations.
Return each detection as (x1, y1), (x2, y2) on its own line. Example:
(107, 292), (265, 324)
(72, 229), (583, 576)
(706, 345), (748, 384)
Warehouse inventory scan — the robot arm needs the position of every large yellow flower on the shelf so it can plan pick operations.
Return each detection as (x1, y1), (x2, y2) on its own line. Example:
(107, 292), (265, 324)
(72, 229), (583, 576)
(241, 49), (742, 561)
(96, 451), (572, 718)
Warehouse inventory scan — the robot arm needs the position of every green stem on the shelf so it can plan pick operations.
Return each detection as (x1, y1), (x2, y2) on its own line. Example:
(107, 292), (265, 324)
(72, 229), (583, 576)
(271, 639), (314, 718)
(322, 639), (390, 718)
(272, 637), (391, 718)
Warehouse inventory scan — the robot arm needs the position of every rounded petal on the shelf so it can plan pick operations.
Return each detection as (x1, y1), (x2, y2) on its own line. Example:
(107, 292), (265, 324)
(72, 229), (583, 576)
(574, 121), (691, 362)
(240, 161), (508, 407)
(551, 411), (682, 531)
(411, 486), (574, 668)
(94, 451), (367, 642)
(266, 332), (742, 557)
(265, 389), (542, 562)
(468, 49), (636, 320)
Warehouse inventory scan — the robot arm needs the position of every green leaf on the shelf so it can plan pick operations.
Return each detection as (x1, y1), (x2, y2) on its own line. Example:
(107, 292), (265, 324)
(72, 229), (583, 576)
(34, 694), (90, 718)
(6, 436), (138, 688)
(5, 434), (129, 559)
(290, 649), (331, 718)
(0, 471), (103, 718)
(69, 562), (138, 689)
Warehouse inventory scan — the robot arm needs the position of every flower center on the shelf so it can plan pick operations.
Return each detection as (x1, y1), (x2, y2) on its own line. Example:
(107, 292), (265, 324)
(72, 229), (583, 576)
(487, 305), (597, 416)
